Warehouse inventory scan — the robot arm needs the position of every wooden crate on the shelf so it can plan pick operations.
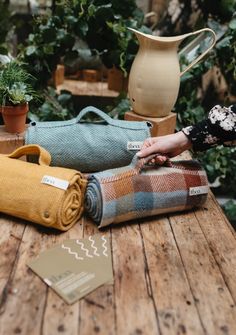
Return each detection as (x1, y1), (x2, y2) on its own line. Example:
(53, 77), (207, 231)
(124, 110), (177, 137)
(0, 125), (25, 154)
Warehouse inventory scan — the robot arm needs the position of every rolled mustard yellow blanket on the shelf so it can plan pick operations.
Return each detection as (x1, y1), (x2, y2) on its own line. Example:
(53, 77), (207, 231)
(0, 145), (87, 231)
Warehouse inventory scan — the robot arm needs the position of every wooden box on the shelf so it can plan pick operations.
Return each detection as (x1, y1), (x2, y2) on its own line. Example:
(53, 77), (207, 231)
(124, 110), (176, 137)
(0, 125), (25, 154)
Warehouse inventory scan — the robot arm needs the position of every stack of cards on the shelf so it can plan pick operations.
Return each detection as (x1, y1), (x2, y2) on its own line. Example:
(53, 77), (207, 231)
(28, 235), (113, 304)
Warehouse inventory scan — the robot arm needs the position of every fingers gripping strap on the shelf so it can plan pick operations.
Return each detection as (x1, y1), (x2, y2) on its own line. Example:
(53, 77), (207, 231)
(7, 144), (51, 166)
(131, 154), (171, 172)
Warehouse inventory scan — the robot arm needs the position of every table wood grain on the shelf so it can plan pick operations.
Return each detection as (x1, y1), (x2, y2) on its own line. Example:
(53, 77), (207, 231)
(1, 188), (236, 335)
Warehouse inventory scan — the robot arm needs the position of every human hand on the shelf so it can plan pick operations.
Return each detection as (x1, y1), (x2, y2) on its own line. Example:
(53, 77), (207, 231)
(136, 131), (192, 164)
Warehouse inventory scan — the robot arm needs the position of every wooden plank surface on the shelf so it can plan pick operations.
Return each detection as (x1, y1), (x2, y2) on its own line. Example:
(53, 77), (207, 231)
(140, 216), (205, 334)
(170, 206), (236, 335)
(0, 125), (25, 154)
(112, 223), (160, 335)
(1, 178), (236, 334)
(57, 79), (119, 97)
(78, 219), (115, 335)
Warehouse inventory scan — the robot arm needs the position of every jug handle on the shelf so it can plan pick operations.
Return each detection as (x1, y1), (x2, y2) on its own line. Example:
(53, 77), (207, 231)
(180, 28), (216, 77)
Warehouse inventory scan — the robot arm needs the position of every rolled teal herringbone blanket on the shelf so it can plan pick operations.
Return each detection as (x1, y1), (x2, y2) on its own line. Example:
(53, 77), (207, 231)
(25, 106), (151, 172)
(85, 155), (209, 227)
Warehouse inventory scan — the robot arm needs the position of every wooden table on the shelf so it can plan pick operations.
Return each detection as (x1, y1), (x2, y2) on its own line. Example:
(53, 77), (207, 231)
(1, 130), (236, 334)
(1, 177), (236, 335)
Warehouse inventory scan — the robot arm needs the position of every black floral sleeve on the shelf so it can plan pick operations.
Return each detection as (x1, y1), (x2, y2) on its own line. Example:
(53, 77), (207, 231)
(182, 104), (236, 151)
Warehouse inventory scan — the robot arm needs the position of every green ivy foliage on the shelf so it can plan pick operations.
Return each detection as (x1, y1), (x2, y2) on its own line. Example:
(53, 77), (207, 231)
(223, 199), (236, 224)
(29, 87), (74, 122)
(21, 0), (149, 90)
(168, 2), (236, 203)
(22, 13), (76, 89)
(215, 17), (236, 95)
(197, 0), (236, 22)
(197, 146), (236, 196)
(0, 2), (11, 54)
(175, 20), (236, 198)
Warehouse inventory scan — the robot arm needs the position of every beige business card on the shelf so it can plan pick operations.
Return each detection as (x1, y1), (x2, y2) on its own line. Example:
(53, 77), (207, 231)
(28, 235), (113, 304)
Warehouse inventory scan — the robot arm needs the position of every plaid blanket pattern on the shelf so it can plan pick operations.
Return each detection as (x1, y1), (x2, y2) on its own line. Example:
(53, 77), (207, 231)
(85, 156), (209, 228)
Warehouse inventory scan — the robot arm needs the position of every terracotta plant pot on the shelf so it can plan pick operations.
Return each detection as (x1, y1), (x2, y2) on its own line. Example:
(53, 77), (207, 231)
(1, 103), (28, 133)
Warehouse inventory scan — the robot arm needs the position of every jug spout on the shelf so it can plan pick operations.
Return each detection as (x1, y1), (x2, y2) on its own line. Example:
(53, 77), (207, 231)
(128, 28), (150, 44)
(128, 27), (194, 47)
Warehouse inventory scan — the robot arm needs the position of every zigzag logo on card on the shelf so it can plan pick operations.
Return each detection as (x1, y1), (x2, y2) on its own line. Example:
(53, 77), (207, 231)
(27, 235), (113, 304)
(61, 235), (109, 260)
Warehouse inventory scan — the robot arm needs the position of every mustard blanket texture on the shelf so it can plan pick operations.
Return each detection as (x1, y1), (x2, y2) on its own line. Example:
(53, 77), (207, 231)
(0, 145), (87, 230)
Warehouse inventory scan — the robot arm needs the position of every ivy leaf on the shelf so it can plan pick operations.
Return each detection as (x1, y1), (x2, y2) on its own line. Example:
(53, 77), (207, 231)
(43, 44), (54, 55)
(132, 8), (144, 26)
(26, 45), (37, 56)
(88, 4), (96, 17)
(58, 92), (72, 105)
(65, 15), (78, 25)
(180, 72), (193, 83)
(223, 200), (236, 223)
(216, 36), (232, 49)
(28, 34), (35, 43)
(78, 21), (89, 36)
(229, 18), (236, 29)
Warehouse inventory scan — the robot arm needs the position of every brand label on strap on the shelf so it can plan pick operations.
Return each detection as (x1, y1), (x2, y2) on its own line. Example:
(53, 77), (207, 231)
(189, 185), (209, 196)
(41, 175), (69, 190)
(127, 141), (143, 151)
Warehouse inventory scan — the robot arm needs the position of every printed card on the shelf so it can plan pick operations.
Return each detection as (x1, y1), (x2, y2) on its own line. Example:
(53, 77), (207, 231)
(28, 235), (113, 304)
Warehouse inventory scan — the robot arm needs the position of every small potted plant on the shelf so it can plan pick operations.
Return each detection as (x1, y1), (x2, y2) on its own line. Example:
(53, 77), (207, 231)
(0, 60), (36, 133)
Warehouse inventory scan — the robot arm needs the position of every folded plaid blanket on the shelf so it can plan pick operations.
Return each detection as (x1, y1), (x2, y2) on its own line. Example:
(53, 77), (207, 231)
(0, 145), (87, 230)
(85, 155), (209, 227)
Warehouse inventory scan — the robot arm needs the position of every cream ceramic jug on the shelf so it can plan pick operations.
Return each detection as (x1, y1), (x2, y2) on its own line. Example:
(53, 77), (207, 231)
(128, 28), (216, 117)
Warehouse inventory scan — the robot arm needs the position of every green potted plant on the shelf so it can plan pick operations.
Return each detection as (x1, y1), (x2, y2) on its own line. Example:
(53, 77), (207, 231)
(0, 60), (37, 133)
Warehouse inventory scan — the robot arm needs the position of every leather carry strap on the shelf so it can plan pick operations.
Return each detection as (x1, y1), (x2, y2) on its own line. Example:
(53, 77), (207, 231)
(132, 154), (202, 174)
(75, 105), (151, 130)
(76, 106), (115, 125)
(7, 144), (51, 166)
(131, 154), (173, 173)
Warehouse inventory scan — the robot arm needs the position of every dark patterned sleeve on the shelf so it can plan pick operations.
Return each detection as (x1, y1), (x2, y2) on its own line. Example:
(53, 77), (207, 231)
(181, 104), (236, 151)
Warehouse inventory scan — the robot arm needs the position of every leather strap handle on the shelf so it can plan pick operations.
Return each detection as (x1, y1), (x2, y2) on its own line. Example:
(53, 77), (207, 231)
(133, 154), (202, 173)
(76, 106), (116, 125)
(131, 154), (172, 172)
(7, 144), (51, 166)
